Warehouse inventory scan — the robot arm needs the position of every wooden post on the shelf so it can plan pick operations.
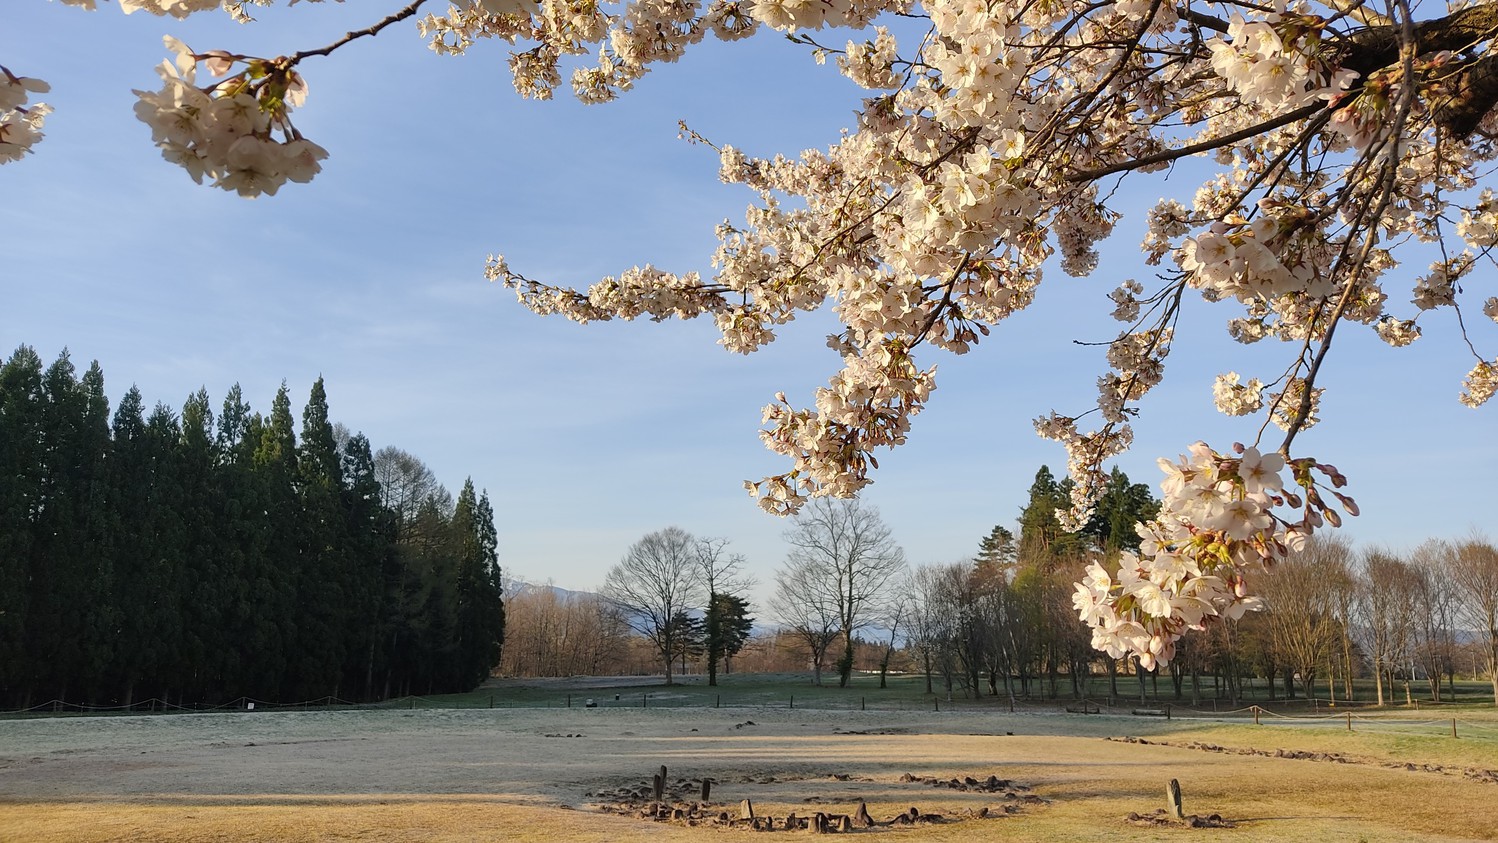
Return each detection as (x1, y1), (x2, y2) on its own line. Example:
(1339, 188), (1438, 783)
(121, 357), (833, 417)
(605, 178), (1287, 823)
(861, 696), (865, 711)
(701, 779), (712, 801)
(1452, 718), (1458, 738)
(653, 766), (667, 801)
(642, 693), (647, 709)
(488, 695), (494, 709)
(1253, 705), (1261, 726)
(935, 698), (940, 712)
(566, 694), (571, 708)
(1165, 703), (1171, 720)
(790, 695), (794, 710)
(715, 694), (720, 709)
(1346, 712), (1352, 732)
(1166, 778), (1184, 820)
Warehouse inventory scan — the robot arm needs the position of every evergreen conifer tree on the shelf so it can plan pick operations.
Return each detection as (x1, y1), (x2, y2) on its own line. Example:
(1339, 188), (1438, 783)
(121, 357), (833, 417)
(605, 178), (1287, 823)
(0, 346), (45, 704)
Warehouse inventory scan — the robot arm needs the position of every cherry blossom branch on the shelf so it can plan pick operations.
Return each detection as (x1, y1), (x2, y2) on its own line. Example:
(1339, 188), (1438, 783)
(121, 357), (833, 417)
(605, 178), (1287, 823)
(910, 255), (970, 346)
(1278, 4), (1420, 453)
(1065, 100), (1333, 182)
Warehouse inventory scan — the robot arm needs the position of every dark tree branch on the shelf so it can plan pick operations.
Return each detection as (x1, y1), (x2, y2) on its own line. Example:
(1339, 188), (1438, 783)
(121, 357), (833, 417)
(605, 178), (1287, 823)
(1339, 3), (1498, 76)
(1430, 52), (1498, 138)
(1065, 100), (1330, 182)
(289, 0), (430, 65)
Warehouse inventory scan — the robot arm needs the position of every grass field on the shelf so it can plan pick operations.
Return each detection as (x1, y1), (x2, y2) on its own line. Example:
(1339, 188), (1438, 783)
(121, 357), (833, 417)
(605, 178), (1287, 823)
(3, 673), (1496, 842)
(366, 670), (1497, 713)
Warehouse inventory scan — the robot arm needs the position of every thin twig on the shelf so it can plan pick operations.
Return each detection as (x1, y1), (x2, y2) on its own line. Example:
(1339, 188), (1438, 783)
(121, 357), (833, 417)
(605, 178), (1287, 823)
(290, 0), (430, 65)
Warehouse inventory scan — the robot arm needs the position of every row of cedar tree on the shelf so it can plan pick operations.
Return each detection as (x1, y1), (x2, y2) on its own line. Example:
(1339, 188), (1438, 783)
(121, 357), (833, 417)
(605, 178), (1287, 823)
(0, 346), (506, 710)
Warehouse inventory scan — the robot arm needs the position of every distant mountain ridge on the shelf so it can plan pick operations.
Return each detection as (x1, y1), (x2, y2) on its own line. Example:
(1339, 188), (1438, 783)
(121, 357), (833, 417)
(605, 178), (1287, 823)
(504, 579), (598, 603)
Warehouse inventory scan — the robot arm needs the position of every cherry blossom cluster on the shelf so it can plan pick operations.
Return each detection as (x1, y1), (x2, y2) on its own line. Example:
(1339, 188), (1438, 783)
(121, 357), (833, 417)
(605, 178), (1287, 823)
(1460, 361), (1498, 408)
(418, 0), (782, 102)
(0, 67), (50, 164)
(837, 26), (901, 90)
(1212, 372), (1264, 416)
(132, 37), (326, 196)
(1073, 442), (1356, 669)
(55, 0), (278, 23)
(1206, 11), (1355, 111)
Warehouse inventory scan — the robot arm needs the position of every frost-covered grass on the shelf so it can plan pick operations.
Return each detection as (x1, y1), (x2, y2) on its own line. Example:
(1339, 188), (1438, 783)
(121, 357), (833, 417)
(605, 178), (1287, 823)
(3, 679), (1496, 842)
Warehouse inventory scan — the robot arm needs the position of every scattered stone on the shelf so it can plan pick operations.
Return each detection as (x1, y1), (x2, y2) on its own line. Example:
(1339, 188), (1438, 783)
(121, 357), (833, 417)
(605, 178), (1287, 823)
(1128, 808), (1235, 828)
(593, 769), (1043, 829)
(1111, 735), (1498, 785)
(898, 771), (1026, 794)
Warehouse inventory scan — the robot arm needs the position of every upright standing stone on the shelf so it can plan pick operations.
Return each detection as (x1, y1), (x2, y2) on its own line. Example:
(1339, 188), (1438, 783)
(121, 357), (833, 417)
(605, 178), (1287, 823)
(1167, 778), (1184, 820)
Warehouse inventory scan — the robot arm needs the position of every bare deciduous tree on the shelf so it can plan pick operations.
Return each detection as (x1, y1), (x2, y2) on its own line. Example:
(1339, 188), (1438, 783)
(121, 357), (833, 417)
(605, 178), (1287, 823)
(771, 559), (841, 686)
(779, 498), (907, 688)
(1258, 535), (1354, 702)
(1450, 535), (1498, 706)
(601, 526), (703, 686)
(1409, 540), (1461, 701)
(1357, 549), (1424, 706)
(905, 565), (957, 696)
(372, 446), (447, 544)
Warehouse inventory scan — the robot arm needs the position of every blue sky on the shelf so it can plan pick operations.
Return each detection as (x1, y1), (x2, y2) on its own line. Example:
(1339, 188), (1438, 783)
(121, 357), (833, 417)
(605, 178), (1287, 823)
(4, 1), (1494, 605)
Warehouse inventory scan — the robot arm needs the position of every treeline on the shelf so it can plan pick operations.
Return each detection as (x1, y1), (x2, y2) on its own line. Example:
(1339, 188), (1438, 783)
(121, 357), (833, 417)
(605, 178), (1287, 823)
(905, 466), (1159, 699)
(0, 346), (504, 710)
(906, 468), (1498, 706)
(499, 585), (632, 677)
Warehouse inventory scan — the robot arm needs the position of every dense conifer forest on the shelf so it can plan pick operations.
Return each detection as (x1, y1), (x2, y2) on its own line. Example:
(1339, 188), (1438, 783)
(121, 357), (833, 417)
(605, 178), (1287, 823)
(0, 345), (505, 709)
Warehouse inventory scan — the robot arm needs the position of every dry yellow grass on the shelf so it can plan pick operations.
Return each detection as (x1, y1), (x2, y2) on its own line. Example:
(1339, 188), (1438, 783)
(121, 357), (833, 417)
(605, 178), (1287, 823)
(3, 705), (1495, 842)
